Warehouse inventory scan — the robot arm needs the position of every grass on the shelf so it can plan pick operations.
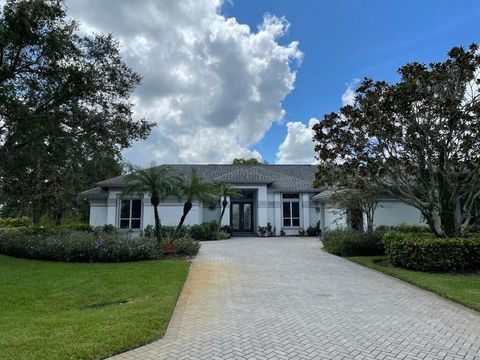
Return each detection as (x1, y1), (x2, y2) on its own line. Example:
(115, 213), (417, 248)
(0, 255), (190, 360)
(348, 256), (480, 312)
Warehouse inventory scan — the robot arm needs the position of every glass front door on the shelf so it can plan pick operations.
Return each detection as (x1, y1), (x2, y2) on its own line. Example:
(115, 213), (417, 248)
(231, 201), (254, 233)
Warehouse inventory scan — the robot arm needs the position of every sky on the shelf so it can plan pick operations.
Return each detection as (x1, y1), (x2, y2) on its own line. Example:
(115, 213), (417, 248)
(65, 0), (480, 165)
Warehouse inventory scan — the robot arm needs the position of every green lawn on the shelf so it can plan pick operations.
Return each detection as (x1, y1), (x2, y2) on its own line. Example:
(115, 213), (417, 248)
(349, 256), (480, 312)
(0, 255), (190, 360)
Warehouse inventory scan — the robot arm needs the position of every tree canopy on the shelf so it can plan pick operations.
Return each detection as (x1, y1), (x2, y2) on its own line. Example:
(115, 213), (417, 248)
(313, 44), (480, 237)
(0, 0), (153, 223)
(232, 158), (266, 165)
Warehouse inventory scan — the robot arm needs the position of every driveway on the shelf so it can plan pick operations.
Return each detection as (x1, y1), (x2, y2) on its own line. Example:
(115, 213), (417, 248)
(111, 237), (480, 360)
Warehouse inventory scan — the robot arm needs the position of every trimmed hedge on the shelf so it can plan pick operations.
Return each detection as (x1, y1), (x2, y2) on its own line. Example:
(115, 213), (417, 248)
(383, 232), (480, 272)
(322, 229), (384, 256)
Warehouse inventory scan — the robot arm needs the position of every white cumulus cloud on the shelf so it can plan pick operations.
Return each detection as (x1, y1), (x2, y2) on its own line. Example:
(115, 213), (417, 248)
(341, 79), (360, 106)
(65, 0), (303, 165)
(275, 118), (319, 164)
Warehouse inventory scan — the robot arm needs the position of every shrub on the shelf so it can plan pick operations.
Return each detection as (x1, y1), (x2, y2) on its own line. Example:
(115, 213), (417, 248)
(383, 232), (480, 272)
(60, 223), (92, 232)
(220, 225), (232, 235)
(299, 229), (306, 236)
(189, 221), (219, 240)
(0, 228), (161, 262)
(217, 230), (230, 240)
(376, 224), (431, 233)
(158, 225), (189, 238)
(0, 217), (32, 228)
(173, 237), (201, 256)
(306, 221), (322, 236)
(322, 229), (384, 256)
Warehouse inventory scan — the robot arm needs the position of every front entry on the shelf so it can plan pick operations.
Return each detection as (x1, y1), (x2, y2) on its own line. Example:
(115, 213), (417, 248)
(231, 201), (254, 233)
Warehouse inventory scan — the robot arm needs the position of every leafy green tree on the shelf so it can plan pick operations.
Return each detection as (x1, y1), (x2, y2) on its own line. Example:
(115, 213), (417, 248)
(123, 166), (177, 239)
(329, 185), (382, 234)
(216, 183), (241, 230)
(0, 0), (153, 224)
(313, 44), (480, 237)
(232, 158), (266, 165)
(174, 169), (216, 235)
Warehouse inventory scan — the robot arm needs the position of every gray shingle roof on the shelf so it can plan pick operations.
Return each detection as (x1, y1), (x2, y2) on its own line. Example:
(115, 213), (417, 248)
(82, 164), (321, 196)
(78, 186), (109, 198)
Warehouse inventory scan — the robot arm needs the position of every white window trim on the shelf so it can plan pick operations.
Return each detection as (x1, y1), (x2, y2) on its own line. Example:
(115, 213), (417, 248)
(118, 198), (143, 230)
(282, 194), (300, 228)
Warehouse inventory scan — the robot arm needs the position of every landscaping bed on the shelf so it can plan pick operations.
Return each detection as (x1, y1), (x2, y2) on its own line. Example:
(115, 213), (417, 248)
(348, 256), (480, 312)
(0, 255), (190, 360)
(0, 225), (200, 262)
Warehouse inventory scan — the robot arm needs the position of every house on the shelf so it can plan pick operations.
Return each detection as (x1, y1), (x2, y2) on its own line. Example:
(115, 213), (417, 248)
(79, 164), (425, 235)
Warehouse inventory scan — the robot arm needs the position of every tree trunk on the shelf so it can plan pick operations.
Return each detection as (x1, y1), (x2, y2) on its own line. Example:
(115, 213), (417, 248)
(366, 211), (374, 234)
(175, 201), (192, 237)
(32, 202), (41, 225)
(151, 194), (161, 240)
(218, 197), (228, 230)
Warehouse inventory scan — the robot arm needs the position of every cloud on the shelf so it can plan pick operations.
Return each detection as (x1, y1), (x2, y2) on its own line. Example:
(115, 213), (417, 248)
(65, 0), (302, 165)
(275, 118), (319, 164)
(341, 79), (360, 106)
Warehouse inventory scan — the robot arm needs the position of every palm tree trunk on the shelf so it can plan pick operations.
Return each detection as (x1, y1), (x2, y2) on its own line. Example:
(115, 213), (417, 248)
(175, 201), (192, 236)
(153, 204), (161, 239)
(218, 197), (228, 230)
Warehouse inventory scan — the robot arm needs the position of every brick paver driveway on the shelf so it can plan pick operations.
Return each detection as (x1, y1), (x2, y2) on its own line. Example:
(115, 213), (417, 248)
(111, 237), (480, 360)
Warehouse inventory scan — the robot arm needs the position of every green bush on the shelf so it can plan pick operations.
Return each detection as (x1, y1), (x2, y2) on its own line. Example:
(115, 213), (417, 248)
(383, 232), (480, 272)
(0, 228), (161, 262)
(376, 224), (431, 233)
(0, 217), (32, 228)
(173, 237), (201, 256)
(189, 221), (219, 240)
(306, 222), (322, 236)
(322, 229), (384, 256)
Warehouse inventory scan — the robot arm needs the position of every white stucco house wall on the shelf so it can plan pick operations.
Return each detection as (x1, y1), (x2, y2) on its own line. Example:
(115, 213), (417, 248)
(79, 164), (425, 235)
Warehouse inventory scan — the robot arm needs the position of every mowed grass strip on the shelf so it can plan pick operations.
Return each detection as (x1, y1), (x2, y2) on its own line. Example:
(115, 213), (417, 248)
(348, 256), (480, 312)
(0, 255), (190, 360)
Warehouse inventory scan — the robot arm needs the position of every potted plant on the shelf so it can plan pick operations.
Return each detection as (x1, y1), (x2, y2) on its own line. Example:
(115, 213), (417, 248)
(266, 222), (273, 237)
(257, 226), (267, 237)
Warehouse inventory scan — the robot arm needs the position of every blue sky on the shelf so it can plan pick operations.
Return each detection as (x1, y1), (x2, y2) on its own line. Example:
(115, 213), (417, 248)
(70, 1), (480, 165)
(223, 0), (480, 163)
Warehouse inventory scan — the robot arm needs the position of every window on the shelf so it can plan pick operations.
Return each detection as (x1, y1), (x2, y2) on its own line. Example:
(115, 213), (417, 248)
(282, 193), (300, 227)
(120, 199), (142, 229)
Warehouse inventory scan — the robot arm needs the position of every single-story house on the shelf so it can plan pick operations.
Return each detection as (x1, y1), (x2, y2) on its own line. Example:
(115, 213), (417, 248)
(79, 164), (425, 236)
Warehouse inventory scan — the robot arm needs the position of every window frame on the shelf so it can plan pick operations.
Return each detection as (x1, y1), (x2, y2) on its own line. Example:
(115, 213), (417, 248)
(119, 198), (143, 230)
(282, 193), (300, 228)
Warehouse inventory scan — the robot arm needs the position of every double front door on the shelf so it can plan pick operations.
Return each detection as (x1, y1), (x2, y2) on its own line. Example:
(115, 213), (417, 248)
(231, 201), (254, 233)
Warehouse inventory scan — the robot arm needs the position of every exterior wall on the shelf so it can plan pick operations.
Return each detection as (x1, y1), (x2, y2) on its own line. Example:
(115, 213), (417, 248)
(321, 203), (347, 231)
(203, 204), (221, 223)
(88, 187), (324, 234)
(374, 201), (425, 226)
(89, 191), (203, 230)
(316, 198), (425, 232)
(309, 200), (322, 228)
(89, 199), (108, 227)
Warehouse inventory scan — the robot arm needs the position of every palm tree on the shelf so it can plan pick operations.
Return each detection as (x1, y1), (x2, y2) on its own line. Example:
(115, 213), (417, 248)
(174, 169), (216, 236)
(216, 183), (241, 230)
(123, 165), (177, 238)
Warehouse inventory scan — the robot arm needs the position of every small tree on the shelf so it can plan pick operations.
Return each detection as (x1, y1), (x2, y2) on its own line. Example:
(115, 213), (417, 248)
(174, 169), (216, 236)
(216, 183), (242, 230)
(329, 186), (381, 233)
(123, 166), (177, 239)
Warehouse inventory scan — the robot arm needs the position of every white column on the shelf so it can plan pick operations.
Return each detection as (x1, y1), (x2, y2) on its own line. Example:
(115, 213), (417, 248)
(221, 196), (231, 226)
(257, 186), (268, 228)
(274, 193), (282, 235)
(302, 193), (310, 228)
